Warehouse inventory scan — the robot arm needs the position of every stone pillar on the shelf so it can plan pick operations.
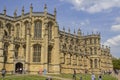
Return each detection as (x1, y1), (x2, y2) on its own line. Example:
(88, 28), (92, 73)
(93, 59), (95, 68)
(43, 22), (48, 72)
(71, 54), (73, 66)
(25, 23), (31, 73)
(7, 26), (14, 73)
(99, 59), (101, 69)
(8, 43), (14, 62)
(52, 22), (60, 73)
(76, 56), (79, 66)
(0, 41), (4, 70)
(41, 45), (44, 64)
(30, 45), (33, 64)
(8, 43), (14, 73)
(0, 24), (4, 70)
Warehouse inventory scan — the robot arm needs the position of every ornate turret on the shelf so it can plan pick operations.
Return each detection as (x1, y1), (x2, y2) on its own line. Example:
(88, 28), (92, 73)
(44, 4), (47, 23)
(44, 4), (47, 13)
(22, 6), (24, 16)
(14, 8), (17, 18)
(92, 31), (93, 34)
(77, 28), (81, 36)
(3, 6), (6, 16)
(74, 29), (76, 35)
(30, 3), (33, 17)
(63, 26), (65, 32)
(54, 7), (57, 21)
(68, 27), (70, 33)
(87, 32), (89, 35)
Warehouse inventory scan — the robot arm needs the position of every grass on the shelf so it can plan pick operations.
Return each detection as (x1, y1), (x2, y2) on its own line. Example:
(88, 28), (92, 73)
(0, 75), (60, 80)
(0, 74), (118, 80)
(48, 73), (118, 80)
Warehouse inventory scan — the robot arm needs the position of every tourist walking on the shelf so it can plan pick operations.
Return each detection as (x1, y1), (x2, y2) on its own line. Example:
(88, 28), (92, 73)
(1, 68), (6, 80)
(73, 69), (76, 80)
(43, 68), (47, 75)
(91, 73), (95, 80)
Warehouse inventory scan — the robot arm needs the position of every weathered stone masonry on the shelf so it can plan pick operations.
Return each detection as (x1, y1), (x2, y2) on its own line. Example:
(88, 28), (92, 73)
(0, 4), (113, 74)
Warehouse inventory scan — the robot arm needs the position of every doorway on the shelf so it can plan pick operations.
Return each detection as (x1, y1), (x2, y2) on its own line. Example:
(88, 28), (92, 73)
(15, 62), (23, 74)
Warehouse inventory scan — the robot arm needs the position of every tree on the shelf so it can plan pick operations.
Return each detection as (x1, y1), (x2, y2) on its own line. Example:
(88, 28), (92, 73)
(112, 58), (120, 70)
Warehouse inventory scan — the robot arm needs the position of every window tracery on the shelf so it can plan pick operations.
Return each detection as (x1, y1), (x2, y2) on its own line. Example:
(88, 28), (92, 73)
(34, 21), (42, 39)
(3, 43), (8, 63)
(48, 22), (52, 40)
(16, 24), (20, 37)
(24, 21), (29, 38)
(33, 44), (41, 62)
(94, 59), (97, 68)
(90, 59), (93, 68)
(6, 23), (12, 35)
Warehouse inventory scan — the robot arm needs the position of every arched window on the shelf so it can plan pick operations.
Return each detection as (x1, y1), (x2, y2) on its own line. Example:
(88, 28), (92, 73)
(33, 44), (41, 62)
(90, 48), (92, 55)
(48, 22), (52, 40)
(24, 21), (29, 39)
(16, 24), (20, 37)
(67, 54), (71, 65)
(94, 59), (97, 68)
(3, 43), (9, 63)
(60, 53), (64, 64)
(48, 46), (52, 63)
(94, 47), (97, 54)
(34, 21), (42, 39)
(90, 59), (93, 68)
(6, 23), (11, 35)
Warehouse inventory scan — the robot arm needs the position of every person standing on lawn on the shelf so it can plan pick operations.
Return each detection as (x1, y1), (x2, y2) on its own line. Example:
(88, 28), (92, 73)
(91, 73), (96, 80)
(73, 69), (76, 80)
(1, 68), (6, 79)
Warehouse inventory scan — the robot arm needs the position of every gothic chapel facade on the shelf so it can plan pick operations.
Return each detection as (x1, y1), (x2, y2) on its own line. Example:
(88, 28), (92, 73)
(0, 4), (113, 74)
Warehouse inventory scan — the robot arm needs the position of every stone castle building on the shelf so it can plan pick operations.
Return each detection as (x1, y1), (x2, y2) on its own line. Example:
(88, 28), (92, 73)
(0, 4), (113, 74)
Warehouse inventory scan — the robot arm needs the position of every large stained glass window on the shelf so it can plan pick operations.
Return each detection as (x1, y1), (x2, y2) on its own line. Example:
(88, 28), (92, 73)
(33, 44), (41, 62)
(34, 21), (42, 39)
(48, 22), (52, 40)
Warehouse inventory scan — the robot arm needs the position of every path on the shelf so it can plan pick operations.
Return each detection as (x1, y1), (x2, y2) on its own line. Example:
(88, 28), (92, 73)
(112, 72), (120, 80)
(42, 75), (72, 80)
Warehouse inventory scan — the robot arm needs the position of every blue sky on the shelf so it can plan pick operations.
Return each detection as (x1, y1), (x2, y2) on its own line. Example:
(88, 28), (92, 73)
(0, 0), (120, 58)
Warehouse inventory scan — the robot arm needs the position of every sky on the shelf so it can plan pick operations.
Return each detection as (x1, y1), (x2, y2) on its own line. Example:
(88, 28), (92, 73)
(0, 0), (120, 58)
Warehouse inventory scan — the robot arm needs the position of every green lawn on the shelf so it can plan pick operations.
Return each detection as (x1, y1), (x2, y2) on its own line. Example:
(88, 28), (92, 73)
(0, 74), (118, 80)
(0, 75), (59, 80)
(48, 73), (118, 80)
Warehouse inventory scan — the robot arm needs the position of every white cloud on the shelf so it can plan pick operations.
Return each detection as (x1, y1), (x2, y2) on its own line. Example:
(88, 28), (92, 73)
(104, 35), (120, 58)
(104, 35), (120, 46)
(111, 24), (120, 31)
(60, 0), (120, 13)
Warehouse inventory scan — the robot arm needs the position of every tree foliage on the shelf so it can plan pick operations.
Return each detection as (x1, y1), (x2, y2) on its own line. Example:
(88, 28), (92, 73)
(112, 58), (120, 70)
